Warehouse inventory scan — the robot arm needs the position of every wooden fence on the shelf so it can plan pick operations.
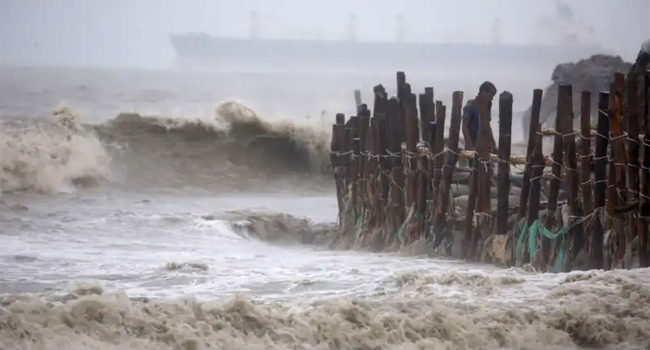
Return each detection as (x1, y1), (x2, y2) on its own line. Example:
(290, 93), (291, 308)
(329, 70), (650, 272)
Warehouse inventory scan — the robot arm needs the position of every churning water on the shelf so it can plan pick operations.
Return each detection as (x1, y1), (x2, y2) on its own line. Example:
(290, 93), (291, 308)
(1, 66), (649, 350)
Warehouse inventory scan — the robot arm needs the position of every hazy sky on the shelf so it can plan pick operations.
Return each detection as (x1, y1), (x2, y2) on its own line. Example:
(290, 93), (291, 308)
(1, 0), (648, 68)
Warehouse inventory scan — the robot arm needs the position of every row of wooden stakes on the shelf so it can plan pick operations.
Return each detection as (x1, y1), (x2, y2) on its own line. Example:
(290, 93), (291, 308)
(329, 70), (650, 272)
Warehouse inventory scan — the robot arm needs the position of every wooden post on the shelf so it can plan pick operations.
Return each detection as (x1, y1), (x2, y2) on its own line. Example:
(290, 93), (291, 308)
(351, 138), (361, 221)
(432, 91), (463, 250)
(377, 116), (390, 202)
(608, 76), (626, 267)
(425, 87), (434, 100)
(404, 93), (419, 239)
(518, 89), (543, 219)
(640, 70), (650, 268)
(470, 94), (492, 261)
(524, 122), (544, 266)
(463, 152), (479, 259)
(579, 91), (594, 260)
(591, 91), (610, 270)
(396, 72), (407, 145)
(613, 73), (628, 203)
(354, 89), (362, 109)
(359, 114), (370, 215)
(422, 87), (435, 142)
(387, 97), (405, 235)
(561, 84), (580, 272)
(366, 118), (380, 230)
(626, 73), (640, 266)
(419, 88), (434, 143)
(431, 101), (447, 217)
(496, 91), (513, 236)
(343, 127), (352, 188)
(372, 85), (387, 118)
(373, 87), (390, 204)
(417, 146), (430, 236)
(332, 114), (346, 225)
(421, 91), (436, 207)
(541, 83), (568, 271)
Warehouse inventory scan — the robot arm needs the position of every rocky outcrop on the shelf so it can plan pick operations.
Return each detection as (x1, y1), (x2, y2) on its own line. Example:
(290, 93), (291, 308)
(521, 39), (650, 136)
(521, 55), (632, 135)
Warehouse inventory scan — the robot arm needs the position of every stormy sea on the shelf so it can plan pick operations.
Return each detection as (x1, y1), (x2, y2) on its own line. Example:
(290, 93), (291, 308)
(1, 65), (649, 350)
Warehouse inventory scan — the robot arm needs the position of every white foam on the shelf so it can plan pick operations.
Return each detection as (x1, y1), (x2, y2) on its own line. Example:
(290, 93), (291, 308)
(0, 108), (111, 194)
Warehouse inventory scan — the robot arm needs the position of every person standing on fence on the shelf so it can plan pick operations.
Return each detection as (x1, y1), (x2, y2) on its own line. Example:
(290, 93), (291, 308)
(461, 81), (499, 168)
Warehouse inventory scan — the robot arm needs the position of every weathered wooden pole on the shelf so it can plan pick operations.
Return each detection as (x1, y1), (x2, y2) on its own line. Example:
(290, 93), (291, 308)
(372, 85), (387, 116)
(626, 73), (640, 268)
(608, 76), (626, 267)
(640, 70), (650, 268)
(432, 91), (463, 251)
(377, 116), (390, 203)
(421, 91), (436, 205)
(425, 87), (434, 99)
(579, 91), (594, 259)
(366, 118), (380, 230)
(351, 137), (361, 221)
(463, 155), (479, 259)
(354, 89), (362, 109)
(469, 94), (493, 261)
(417, 142), (430, 237)
(373, 86), (390, 204)
(343, 127), (352, 188)
(613, 73), (628, 203)
(344, 115), (359, 189)
(331, 113), (346, 225)
(431, 101), (447, 217)
(518, 90), (543, 220)
(419, 88), (435, 143)
(496, 91), (513, 236)
(396, 72), (408, 145)
(404, 94), (419, 230)
(561, 84), (580, 272)
(358, 113), (370, 216)
(387, 97), (405, 237)
(541, 83), (568, 271)
(523, 122), (544, 266)
(591, 91), (610, 270)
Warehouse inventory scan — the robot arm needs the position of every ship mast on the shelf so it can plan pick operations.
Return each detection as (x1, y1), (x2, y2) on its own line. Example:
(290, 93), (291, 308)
(395, 15), (406, 43)
(347, 14), (357, 41)
(249, 11), (259, 40)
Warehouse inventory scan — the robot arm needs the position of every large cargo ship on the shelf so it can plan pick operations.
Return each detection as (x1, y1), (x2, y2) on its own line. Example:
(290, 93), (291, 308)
(169, 13), (605, 74)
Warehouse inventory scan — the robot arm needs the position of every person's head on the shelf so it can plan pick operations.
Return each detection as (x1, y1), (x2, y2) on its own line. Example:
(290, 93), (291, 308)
(478, 81), (497, 101)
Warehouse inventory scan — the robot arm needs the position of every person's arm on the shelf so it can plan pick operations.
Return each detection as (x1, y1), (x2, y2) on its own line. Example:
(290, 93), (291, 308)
(461, 108), (474, 151)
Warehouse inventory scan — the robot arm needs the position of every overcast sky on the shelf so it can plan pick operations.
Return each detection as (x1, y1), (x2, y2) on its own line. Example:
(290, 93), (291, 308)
(1, 0), (648, 68)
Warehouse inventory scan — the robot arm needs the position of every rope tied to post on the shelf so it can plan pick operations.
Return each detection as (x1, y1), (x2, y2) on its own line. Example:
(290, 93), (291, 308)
(515, 207), (599, 272)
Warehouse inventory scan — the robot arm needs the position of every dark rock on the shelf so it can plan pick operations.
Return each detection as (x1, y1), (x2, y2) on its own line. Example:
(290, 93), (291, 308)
(522, 54), (632, 136)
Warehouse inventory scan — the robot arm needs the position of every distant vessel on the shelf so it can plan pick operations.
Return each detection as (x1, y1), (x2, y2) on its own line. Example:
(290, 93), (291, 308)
(169, 13), (605, 73)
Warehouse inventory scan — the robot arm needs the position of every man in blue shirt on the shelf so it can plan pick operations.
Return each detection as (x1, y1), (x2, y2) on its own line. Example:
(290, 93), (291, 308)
(462, 81), (498, 155)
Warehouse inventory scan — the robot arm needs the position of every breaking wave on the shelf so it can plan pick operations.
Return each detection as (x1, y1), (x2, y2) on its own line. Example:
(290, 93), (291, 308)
(0, 107), (111, 194)
(0, 101), (333, 194)
(1, 267), (648, 350)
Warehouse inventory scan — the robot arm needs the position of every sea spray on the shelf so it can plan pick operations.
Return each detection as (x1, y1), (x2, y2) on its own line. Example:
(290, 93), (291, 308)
(0, 107), (111, 194)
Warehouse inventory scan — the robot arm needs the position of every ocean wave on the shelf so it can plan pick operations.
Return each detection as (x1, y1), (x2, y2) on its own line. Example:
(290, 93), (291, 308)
(0, 107), (111, 194)
(0, 101), (333, 194)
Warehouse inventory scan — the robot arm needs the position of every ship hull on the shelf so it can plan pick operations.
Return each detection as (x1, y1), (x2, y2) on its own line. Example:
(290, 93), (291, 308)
(169, 34), (605, 74)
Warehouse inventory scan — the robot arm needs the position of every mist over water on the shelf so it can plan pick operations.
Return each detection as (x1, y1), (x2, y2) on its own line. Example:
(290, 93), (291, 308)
(1, 0), (649, 348)
(1, 64), (649, 350)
